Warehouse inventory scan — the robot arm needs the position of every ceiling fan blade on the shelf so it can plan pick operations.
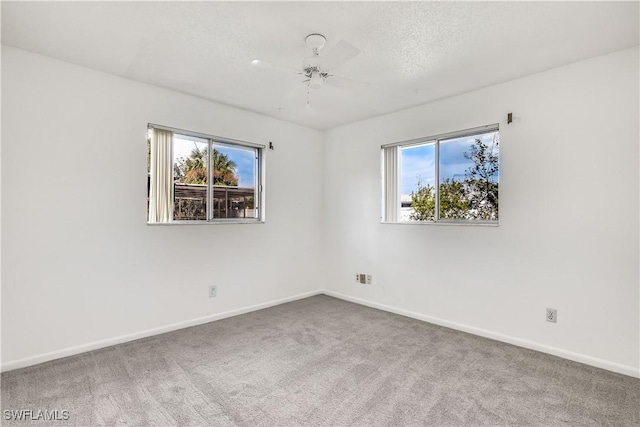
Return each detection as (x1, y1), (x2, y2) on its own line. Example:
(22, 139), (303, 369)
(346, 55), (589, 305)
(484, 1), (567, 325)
(250, 59), (300, 75)
(320, 40), (361, 71)
(326, 75), (370, 92)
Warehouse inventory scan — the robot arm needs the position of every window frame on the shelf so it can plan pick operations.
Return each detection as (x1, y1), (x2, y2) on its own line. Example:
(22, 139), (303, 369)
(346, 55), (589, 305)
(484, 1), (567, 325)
(147, 123), (265, 225)
(381, 123), (499, 226)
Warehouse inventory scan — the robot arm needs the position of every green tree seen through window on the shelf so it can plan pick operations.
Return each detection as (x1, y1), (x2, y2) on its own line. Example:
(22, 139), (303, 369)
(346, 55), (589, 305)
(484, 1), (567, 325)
(174, 147), (239, 186)
(410, 136), (499, 221)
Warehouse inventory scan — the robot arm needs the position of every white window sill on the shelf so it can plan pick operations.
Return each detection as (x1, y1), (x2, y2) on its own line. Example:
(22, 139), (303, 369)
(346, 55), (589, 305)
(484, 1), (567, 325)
(381, 220), (499, 227)
(147, 220), (265, 225)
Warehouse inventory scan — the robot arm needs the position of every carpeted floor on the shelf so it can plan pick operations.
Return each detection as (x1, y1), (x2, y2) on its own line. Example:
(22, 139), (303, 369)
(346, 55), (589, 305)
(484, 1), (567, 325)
(1, 295), (639, 426)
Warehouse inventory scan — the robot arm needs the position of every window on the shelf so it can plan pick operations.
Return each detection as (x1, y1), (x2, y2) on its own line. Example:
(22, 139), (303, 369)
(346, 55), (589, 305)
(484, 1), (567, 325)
(382, 125), (499, 224)
(147, 125), (263, 223)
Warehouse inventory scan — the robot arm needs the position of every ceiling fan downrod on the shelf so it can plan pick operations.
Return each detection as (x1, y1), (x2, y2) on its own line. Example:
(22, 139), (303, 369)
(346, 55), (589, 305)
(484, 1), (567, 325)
(305, 33), (326, 55)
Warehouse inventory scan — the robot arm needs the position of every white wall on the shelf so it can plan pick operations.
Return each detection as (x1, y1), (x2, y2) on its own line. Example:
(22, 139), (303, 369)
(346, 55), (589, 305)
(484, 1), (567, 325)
(1, 47), (324, 367)
(322, 47), (639, 376)
(3, 46), (639, 378)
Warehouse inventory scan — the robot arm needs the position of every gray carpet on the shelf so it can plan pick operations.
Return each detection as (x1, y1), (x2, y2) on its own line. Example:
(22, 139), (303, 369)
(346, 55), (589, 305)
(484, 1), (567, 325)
(1, 295), (639, 426)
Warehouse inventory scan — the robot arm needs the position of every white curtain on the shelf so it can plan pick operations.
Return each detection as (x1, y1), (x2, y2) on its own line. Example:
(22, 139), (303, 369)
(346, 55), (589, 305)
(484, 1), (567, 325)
(148, 128), (173, 223)
(383, 146), (399, 222)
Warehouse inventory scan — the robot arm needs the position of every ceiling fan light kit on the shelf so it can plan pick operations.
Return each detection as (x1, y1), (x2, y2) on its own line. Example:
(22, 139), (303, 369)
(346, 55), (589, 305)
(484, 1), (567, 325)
(309, 71), (324, 89)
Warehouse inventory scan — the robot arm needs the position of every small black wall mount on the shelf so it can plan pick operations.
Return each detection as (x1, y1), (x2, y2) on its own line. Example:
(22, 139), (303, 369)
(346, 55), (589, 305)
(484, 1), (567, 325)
(507, 113), (513, 124)
(269, 142), (274, 150)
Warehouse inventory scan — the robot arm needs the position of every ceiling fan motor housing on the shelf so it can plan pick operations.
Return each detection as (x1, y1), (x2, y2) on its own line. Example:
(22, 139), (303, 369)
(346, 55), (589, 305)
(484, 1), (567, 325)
(303, 55), (321, 70)
(302, 54), (327, 89)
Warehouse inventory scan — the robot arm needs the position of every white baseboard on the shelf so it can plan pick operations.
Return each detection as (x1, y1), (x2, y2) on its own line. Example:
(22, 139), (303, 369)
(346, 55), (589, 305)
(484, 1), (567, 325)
(0, 290), (323, 373)
(322, 290), (640, 379)
(3, 288), (638, 379)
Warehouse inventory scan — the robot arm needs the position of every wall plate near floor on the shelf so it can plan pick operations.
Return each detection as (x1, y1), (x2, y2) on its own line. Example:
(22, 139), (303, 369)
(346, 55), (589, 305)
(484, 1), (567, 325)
(546, 308), (557, 323)
(209, 286), (217, 298)
(355, 273), (371, 285)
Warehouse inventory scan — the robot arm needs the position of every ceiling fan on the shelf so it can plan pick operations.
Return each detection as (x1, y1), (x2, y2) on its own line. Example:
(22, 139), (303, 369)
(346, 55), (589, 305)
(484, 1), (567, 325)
(251, 33), (368, 106)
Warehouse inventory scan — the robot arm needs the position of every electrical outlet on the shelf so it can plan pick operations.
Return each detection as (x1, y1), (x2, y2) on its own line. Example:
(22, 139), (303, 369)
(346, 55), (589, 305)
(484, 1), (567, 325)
(209, 286), (217, 298)
(359, 274), (366, 284)
(355, 274), (360, 282)
(366, 275), (372, 284)
(546, 308), (557, 323)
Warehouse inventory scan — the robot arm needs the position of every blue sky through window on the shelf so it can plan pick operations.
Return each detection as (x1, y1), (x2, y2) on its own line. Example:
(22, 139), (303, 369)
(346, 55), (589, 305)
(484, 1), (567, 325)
(401, 143), (435, 196)
(215, 144), (255, 188)
(400, 131), (498, 196)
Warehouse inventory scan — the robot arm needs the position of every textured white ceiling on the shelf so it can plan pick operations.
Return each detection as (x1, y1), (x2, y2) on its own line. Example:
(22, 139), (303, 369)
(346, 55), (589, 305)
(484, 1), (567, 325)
(2, 1), (638, 130)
